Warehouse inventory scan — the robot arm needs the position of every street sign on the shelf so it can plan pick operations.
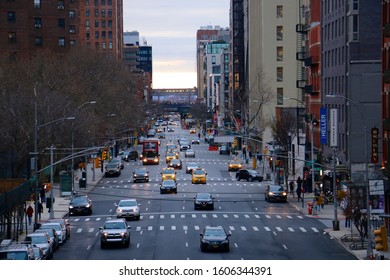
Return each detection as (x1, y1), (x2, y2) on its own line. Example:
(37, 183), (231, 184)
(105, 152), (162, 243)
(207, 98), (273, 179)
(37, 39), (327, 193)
(371, 127), (379, 163)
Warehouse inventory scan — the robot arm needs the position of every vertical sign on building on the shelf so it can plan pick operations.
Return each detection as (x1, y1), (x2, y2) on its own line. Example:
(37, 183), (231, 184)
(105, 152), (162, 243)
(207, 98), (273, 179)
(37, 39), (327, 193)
(320, 107), (327, 144)
(371, 127), (379, 163)
(330, 108), (338, 147)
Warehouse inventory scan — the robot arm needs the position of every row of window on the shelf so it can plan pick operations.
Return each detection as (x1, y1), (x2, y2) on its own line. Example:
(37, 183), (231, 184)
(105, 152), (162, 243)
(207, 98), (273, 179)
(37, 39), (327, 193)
(33, 0), (113, 9)
(86, 9), (113, 17)
(86, 19), (113, 28)
(33, 36), (113, 49)
(86, 30), (113, 39)
(86, 0), (113, 6)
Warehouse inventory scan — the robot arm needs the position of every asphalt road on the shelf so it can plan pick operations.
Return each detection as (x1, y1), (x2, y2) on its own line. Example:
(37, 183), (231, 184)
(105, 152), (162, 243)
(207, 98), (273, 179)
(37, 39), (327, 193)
(53, 126), (357, 260)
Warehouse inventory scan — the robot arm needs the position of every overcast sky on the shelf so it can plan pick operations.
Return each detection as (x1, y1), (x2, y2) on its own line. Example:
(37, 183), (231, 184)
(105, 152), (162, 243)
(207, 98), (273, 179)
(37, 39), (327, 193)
(123, 0), (230, 89)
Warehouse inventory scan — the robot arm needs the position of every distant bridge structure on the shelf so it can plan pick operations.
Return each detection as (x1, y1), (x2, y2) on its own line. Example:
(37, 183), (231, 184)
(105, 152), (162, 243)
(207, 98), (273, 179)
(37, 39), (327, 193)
(150, 88), (198, 104)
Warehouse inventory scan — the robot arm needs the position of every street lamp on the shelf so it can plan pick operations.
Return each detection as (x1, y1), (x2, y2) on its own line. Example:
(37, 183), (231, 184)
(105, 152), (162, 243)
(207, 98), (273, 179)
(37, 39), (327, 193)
(33, 103), (74, 229)
(326, 94), (371, 257)
(71, 101), (97, 194)
(284, 97), (316, 209)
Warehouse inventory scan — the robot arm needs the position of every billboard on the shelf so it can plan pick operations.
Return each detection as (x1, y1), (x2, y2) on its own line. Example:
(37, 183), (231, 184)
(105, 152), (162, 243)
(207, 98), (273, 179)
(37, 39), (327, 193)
(320, 107), (327, 144)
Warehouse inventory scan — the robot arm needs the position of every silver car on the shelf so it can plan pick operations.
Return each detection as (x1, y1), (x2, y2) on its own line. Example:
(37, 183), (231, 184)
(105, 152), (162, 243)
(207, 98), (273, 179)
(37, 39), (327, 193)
(40, 222), (67, 245)
(25, 232), (54, 259)
(115, 199), (140, 220)
(100, 218), (131, 248)
(185, 148), (195, 158)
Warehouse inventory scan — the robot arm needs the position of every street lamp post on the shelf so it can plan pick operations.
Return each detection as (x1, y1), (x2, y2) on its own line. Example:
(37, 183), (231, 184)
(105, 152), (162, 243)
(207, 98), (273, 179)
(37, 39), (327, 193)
(284, 97), (315, 209)
(71, 101), (96, 195)
(326, 94), (371, 257)
(33, 109), (74, 229)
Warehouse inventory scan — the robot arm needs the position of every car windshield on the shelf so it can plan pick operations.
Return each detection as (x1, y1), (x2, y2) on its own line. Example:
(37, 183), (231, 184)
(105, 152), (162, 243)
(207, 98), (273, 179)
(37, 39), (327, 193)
(193, 170), (205, 175)
(106, 164), (117, 168)
(118, 200), (137, 207)
(36, 230), (54, 238)
(167, 153), (175, 157)
(270, 186), (284, 192)
(188, 163), (198, 168)
(72, 196), (87, 203)
(0, 251), (29, 260)
(26, 236), (47, 244)
(186, 149), (194, 153)
(204, 229), (225, 237)
(135, 169), (147, 175)
(41, 224), (61, 231)
(162, 180), (175, 187)
(248, 170), (258, 175)
(197, 193), (211, 199)
(104, 222), (126, 230)
(171, 160), (180, 164)
(163, 169), (175, 174)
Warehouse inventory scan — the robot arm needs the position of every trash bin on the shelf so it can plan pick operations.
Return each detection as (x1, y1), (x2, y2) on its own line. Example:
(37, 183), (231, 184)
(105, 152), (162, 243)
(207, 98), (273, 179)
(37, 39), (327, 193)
(79, 178), (86, 189)
(307, 202), (313, 215)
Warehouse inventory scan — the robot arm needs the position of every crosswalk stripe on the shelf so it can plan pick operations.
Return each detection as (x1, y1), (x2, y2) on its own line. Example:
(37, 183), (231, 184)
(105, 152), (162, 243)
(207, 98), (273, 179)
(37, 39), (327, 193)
(171, 214), (175, 218)
(183, 226), (188, 231)
(223, 214), (228, 218)
(171, 226), (176, 230)
(88, 228), (94, 232)
(212, 214), (218, 218)
(265, 215), (271, 219)
(234, 214), (239, 218)
(241, 226), (247, 231)
(160, 215), (164, 219)
(276, 215), (282, 219)
(160, 226), (164, 230)
(288, 227), (294, 232)
(264, 227), (271, 231)
(276, 227), (282, 232)
(253, 226), (259, 231)
(229, 226), (235, 231)
(202, 214), (207, 218)
(244, 214), (250, 218)
(194, 225), (200, 230)
(150, 215), (154, 219)
(311, 227), (319, 232)
(192, 214), (196, 218)
(77, 228), (82, 233)
(299, 227), (306, 232)
(148, 226), (153, 231)
(287, 215), (293, 219)
(136, 226), (141, 231)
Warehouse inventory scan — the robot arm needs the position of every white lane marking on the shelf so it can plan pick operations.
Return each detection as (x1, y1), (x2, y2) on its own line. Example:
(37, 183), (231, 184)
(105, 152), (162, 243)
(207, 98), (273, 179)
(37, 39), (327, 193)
(276, 215), (282, 219)
(288, 227), (294, 232)
(212, 214), (218, 218)
(77, 228), (82, 233)
(299, 227), (307, 232)
(136, 226), (141, 231)
(241, 226), (247, 231)
(160, 226), (164, 231)
(234, 214), (239, 218)
(254, 215), (260, 218)
(229, 226), (235, 231)
(276, 227), (282, 232)
(234, 243), (238, 248)
(244, 214), (250, 218)
(311, 227), (319, 233)
(183, 226), (188, 231)
(253, 226), (259, 231)
(171, 214), (175, 218)
(202, 214), (207, 218)
(192, 214), (196, 218)
(160, 215), (165, 219)
(88, 228), (94, 233)
(287, 215), (293, 219)
(148, 226), (153, 231)
(264, 227), (271, 231)
(265, 215), (271, 219)
(283, 245), (288, 250)
(150, 215), (154, 219)
(223, 214), (228, 218)
(171, 225), (176, 230)
(194, 225), (200, 230)
(297, 216), (303, 219)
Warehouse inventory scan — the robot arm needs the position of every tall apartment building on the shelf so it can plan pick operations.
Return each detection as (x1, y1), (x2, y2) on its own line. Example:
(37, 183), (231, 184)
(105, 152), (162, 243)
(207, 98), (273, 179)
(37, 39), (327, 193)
(196, 25), (229, 101)
(321, 0), (381, 180)
(0, 0), (123, 60)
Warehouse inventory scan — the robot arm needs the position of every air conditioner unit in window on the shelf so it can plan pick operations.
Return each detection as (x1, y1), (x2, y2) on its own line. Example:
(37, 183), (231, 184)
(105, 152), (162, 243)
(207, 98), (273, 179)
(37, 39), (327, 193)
(58, 5), (64, 9)
(34, 24), (42, 28)
(69, 30), (75, 33)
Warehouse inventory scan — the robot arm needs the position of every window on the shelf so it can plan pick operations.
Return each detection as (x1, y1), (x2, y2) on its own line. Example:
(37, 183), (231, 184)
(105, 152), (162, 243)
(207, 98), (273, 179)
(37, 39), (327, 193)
(86, 9), (90, 17)
(69, 10), (75, 18)
(108, 20), (112, 28)
(34, 18), (42, 28)
(57, 0), (65, 9)
(35, 36), (42, 46)
(101, 9), (106, 17)
(7, 12), (16, 22)
(109, 42), (113, 49)
(102, 31), (106, 38)
(86, 20), (90, 27)
(277, 67), (283, 82)
(277, 46), (283, 61)
(102, 42), (106, 49)
(347, 14), (359, 42)
(95, 31), (99, 38)
(276, 88), (283, 105)
(94, 9), (98, 17)
(94, 0), (98, 5)
(69, 25), (76, 33)
(212, 55), (216, 64)
(108, 31), (112, 38)
(108, 0), (112, 5)
(276, 5), (283, 18)
(34, 0), (41, 8)
(8, 32), (16, 43)
(276, 26), (283, 41)
(94, 20), (99, 27)
(70, 40), (76, 46)
(101, 0), (105, 4)
(86, 32), (90, 39)
(58, 37), (65, 47)
(108, 9), (112, 17)
(58, 19), (65, 28)
(101, 20), (106, 28)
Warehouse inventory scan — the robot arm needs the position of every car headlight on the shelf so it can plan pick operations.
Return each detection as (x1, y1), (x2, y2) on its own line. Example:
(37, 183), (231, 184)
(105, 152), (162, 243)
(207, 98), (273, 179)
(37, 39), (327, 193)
(117, 209), (122, 213)
(143, 158), (147, 162)
(221, 240), (229, 244)
(134, 174), (137, 177)
(268, 192), (274, 196)
(69, 205), (74, 209)
(86, 204), (91, 208)
(282, 192), (287, 196)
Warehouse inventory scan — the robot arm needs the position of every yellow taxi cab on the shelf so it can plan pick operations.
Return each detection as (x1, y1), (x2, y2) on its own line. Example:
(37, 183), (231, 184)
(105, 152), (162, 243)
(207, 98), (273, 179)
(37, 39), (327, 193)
(191, 168), (207, 184)
(228, 160), (242, 171)
(189, 128), (197, 134)
(161, 167), (177, 181)
(165, 152), (178, 163)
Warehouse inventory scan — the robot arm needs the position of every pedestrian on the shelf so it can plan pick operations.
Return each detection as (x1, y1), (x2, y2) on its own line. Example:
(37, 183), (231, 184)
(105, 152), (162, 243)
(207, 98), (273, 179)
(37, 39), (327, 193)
(296, 176), (303, 201)
(315, 195), (321, 212)
(37, 201), (43, 220)
(289, 181), (295, 197)
(320, 191), (325, 209)
(249, 150), (252, 159)
(100, 159), (104, 173)
(198, 132), (200, 139)
(40, 188), (46, 203)
(26, 204), (34, 225)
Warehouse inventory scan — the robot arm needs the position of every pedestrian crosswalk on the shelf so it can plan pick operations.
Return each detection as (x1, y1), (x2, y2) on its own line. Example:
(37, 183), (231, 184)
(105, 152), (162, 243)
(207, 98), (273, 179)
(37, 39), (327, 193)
(102, 177), (262, 184)
(68, 213), (324, 234)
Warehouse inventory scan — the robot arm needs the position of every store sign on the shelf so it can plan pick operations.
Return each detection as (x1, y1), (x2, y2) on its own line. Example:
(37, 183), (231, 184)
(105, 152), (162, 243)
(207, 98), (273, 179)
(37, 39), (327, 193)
(320, 107), (327, 144)
(330, 109), (338, 147)
(371, 127), (379, 163)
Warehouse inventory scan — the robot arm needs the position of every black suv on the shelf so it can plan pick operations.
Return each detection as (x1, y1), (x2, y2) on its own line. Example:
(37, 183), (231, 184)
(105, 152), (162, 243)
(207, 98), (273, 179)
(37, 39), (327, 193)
(219, 145), (230, 155)
(69, 195), (93, 216)
(236, 169), (263, 182)
(194, 193), (214, 210)
(133, 168), (149, 183)
(200, 226), (230, 252)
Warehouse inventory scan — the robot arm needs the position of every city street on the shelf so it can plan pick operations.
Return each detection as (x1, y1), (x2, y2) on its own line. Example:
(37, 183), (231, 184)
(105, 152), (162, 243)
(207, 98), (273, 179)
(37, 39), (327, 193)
(51, 125), (357, 260)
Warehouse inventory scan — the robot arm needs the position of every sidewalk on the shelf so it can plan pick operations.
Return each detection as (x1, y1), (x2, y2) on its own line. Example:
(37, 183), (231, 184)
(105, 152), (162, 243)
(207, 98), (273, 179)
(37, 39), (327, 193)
(20, 162), (104, 241)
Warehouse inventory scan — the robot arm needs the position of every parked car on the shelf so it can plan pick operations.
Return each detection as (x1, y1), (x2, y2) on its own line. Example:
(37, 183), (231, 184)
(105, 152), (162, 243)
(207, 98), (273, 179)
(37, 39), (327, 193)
(25, 232), (54, 259)
(115, 199), (140, 220)
(32, 246), (47, 260)
(186, 162), (199, 174)
(185, 148), (196, 158)
(160, 179), (178, 194)
(265, 184), (288, 202)
(168, 159), (182, 169)
(39, 222), (67, 245)
(219, 145), (230, 155)
(47, 218), (70, 239)
(105, 162), (121, 177)
(35, 228), (60, 251)
(236, 169), (263, 182)
(0, 240), (35, 260)
(68, 195), (92, 216)
(133, 168), (149, 183)
(194, 193), (214, 210)
(100, 218), (131, 248)
(200, 226), (230, 252)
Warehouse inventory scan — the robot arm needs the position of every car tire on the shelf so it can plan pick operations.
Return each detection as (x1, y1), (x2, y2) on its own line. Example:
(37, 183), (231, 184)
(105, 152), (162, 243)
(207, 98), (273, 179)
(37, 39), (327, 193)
(236, 176), (241, 181)
(136, 215), (140, 221)
(125, 240), (130, 248)
(225, 245), (230, 252)
(248, 177), (253, 182)
(101, 242), (106, 249)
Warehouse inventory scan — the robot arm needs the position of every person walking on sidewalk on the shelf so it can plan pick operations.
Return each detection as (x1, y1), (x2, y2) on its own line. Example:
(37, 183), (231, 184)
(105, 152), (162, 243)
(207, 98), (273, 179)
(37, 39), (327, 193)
(37, 201), (43, 220)
(26, 204), (34, 225)
(296, 177), (303, 201)
(289, 181), (295, 198)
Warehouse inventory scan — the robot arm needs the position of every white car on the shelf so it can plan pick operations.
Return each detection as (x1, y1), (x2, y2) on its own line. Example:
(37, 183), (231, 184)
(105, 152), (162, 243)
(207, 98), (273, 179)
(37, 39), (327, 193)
(185, 148), (195, 158)
(115, 199), (141, 220)
(39, 222), (67, 245)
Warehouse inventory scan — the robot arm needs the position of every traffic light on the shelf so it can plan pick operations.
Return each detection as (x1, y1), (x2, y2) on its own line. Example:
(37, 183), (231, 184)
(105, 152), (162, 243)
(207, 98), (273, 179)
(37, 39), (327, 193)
(374, 226), (388, 251)
(233, 138), (238, 147)
(102, 149), (108, 160)
(95, 157), (101, 168)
